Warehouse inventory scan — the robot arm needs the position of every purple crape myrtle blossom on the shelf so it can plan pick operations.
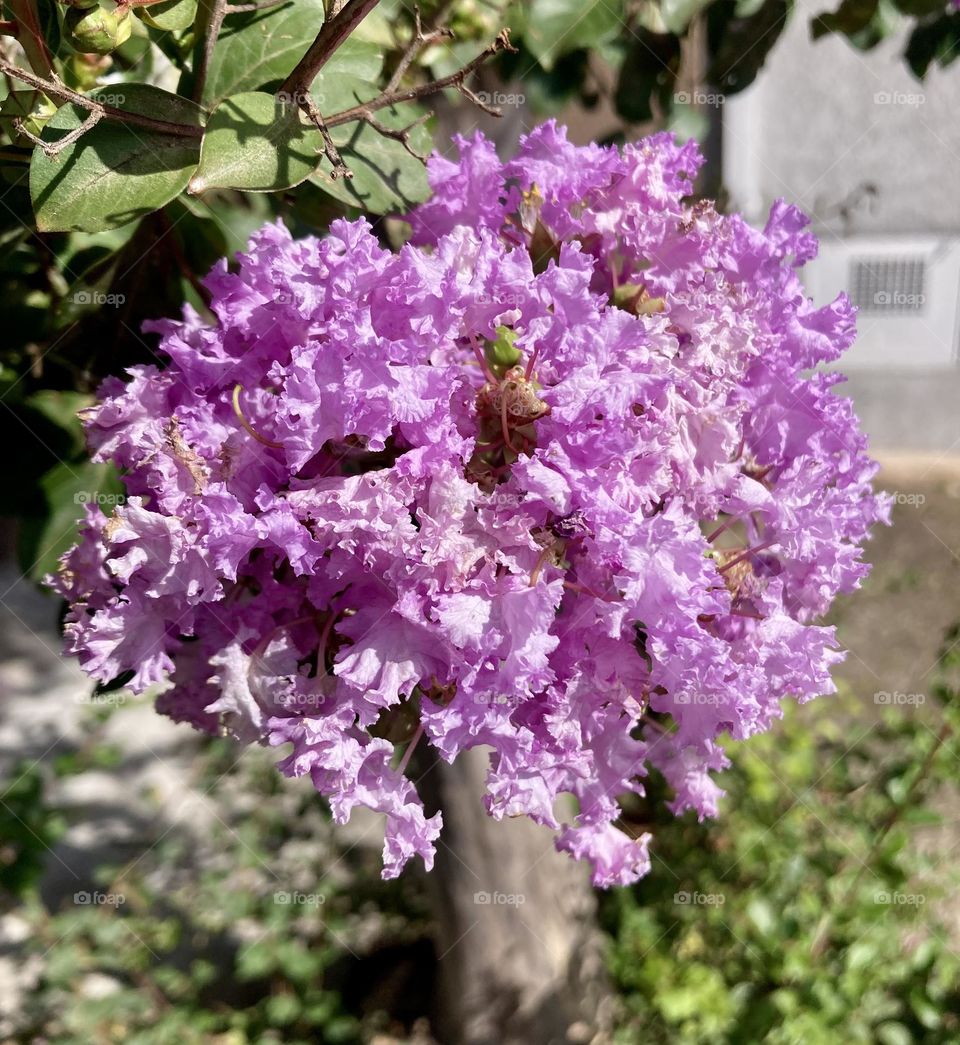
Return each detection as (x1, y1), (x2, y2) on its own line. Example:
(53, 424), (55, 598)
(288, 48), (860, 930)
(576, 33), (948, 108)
(50, 122), (890, 887)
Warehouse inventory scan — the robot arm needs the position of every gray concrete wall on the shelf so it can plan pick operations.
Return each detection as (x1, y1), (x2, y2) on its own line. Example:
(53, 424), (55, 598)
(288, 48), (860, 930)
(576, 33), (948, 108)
(724, 1), (960, 236)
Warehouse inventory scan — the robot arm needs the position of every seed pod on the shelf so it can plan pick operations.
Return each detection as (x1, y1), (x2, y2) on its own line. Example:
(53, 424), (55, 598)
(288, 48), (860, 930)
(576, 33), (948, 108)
(64, 1), (132, 55)
(484, 325), (522, 375)
(63, 52), (113, 91)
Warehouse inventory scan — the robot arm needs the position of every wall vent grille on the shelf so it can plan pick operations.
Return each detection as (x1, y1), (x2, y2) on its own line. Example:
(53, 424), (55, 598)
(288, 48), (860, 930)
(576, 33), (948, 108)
(850, 256), (927, 313)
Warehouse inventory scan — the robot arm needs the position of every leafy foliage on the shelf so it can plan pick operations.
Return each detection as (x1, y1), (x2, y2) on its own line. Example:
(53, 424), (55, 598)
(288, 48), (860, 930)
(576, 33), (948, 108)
(3, 720), (435, 1043)
(8, 630), (960, 1039)
(601, 632), (960, 1043)
(31, 85), (205, 232)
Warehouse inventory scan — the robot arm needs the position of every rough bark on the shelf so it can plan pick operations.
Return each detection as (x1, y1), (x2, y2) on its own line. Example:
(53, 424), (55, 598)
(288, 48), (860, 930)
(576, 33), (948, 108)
(420, 748), (614, 1045)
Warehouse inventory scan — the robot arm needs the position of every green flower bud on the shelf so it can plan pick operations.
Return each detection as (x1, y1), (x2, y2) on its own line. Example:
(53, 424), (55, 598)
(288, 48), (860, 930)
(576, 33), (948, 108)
(63, 52), (113, 91)
(64, 1), (132, 55)
(612, 282), (665, 316)
(484, 325), (522, 375)
(0, 90), (57, 144)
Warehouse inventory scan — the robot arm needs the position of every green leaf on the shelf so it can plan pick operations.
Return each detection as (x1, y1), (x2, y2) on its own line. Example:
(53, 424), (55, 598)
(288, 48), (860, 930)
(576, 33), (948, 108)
(707, 0), (791, 94)
(615, 31), (681, 122)
(21, 458), (124, 583)
(667, 101), (710, 142)
(811, 0), (878, 39)
(190, 91), (322, 192)
(746, 897), (777, 936)
(904, 14), (960, 78)
(30, 85), (203, 233)
(524, 0), (625, 70)
(203, 0), (384, 108)
(311, 75), (431, 212)
(203, 0), (324, 106)
(321, 36), (384, 80)
(0, 90), (57, 145)
(138, 0), (198, 31)
(875, 1023), (913, 1045)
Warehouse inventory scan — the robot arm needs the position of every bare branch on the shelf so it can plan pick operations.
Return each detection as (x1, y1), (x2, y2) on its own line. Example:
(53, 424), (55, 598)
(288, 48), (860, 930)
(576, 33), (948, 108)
(0, 57), (205, 139)
(384, 6), (454, 95)
(298, 94), (352, 179)
(278, 0), (382, 101)
(357, 110), (432, 160)
(324, 29), (515, 129)
(458, 81), (501, 116)
(14, 108), (102, 156)
(192, 0), (228, 102)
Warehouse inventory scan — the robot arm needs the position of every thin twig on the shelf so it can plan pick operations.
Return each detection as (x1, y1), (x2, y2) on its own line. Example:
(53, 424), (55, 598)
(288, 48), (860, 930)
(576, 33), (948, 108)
(384, 5), (454, 95)
(809, 718), (953, 958)
(396, 721), (425, 776)
(14, 108), (102, 156)
(192, 0), (228, 102)
(0, 57), (204, 138)
(278, 0), (383, 101)
(298, 94), (351, 179)
(360, 110), (432, 160)
(323, 29), (514, 129)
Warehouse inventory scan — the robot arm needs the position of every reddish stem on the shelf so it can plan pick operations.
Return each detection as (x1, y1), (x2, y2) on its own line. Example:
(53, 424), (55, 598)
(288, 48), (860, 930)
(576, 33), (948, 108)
(500, 391), (522, 456)
(396, 721), (425, 776)
(717, 540), (776, 574)
(706, 517), (737, 544)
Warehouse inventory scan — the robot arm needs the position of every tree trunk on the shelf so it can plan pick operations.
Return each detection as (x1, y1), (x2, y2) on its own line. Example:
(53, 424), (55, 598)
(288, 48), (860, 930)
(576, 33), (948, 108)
(420, 748), (614, 1045)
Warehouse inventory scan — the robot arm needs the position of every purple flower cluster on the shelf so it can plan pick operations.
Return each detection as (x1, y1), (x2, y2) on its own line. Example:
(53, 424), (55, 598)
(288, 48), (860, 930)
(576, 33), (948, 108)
(51, 123), (889, 886)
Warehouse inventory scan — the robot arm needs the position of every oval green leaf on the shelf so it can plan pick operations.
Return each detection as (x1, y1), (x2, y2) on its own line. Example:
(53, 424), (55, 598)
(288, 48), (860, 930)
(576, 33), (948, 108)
(138, 0), (198, 31)
(311, 74), (431, 214)
(203, 0), (383, 109)
(190, 91), (322, 193)
(524, 0), (624, 71)
(30, 84), (204, 233)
